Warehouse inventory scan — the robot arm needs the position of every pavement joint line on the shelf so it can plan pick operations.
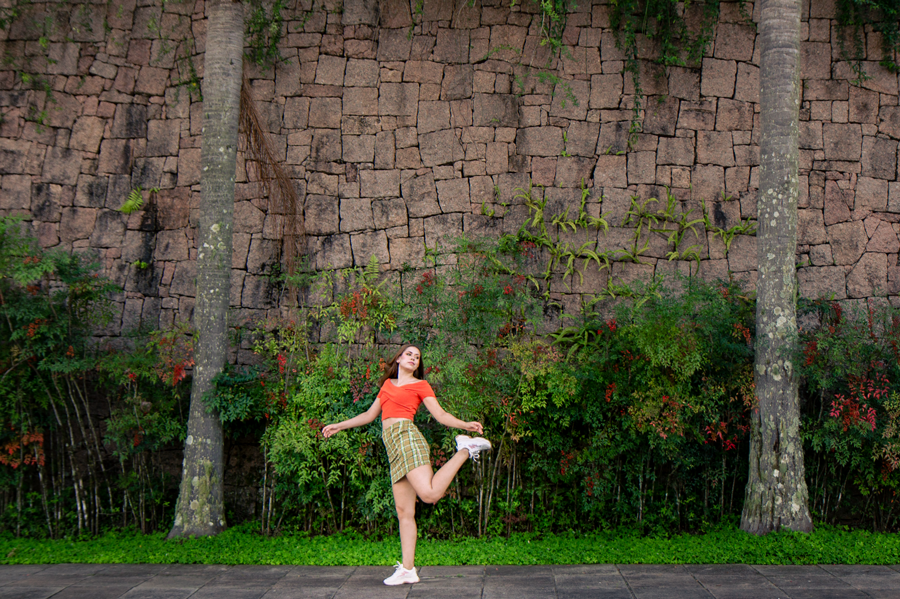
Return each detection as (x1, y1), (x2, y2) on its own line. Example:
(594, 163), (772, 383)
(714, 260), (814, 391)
(2, 564), (900, 598)
(616, 564), (636, 598)
(330, 564), (357, 599)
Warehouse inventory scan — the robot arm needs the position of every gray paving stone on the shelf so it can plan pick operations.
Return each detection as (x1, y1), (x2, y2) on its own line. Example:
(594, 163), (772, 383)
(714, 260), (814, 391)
(865, 591), (900, 599)
(622, 575), (704, 587)
(413, 576), (484, 588)
(162, 564), (235, 576)
(553, 573), (629, 585)
(618, 565), (684, 574)
(262, 589), (339, 599)
(684, 565), (758, 576)
(211, 566), (292, 583)
(409, 587), (481, 599)
(819, 563), (899, 577)
(95, 565), (167, 577)
(809, 564), (900, 590)
(71, 577), (150, 587)
(418, 565), (483, 578)
(627, 580), (710, 589)
(553, 565), (620, 574)
(332, 581), (411, 598)
(5, 575), (90, 587)
(0, 567), (47, 579)
(44, 586), (136, 599)
(764, 574), (854, 589)
(630, 588), (714, 599)
(188, 587), (269, 599)
(485, 565), (554, 577)
(753, 565), (829, 576)
(409, 591), (480, 599)
(696, 577), (776, 590)
(272, 576), (352, 588)
(0, 589), (64, 599)
(119, 590), (195, 599)
(784, 591), (871, 599)
(343, 565), (402, 582)
(559, 591), (634, 599)
(697, 578), (784, 596)
(283, 566), (356, 579)
(484, 579), (557, 593)
(128, 575), (213, 589)
(702, 586), (786, 599)
(1, 563), (898, 598)
(694, 575), (778, 586)
(413, 580), (484, 592)
(483, 586), (558, 599)
(39, 565), (108, 576)
(840, 578), (900, 590)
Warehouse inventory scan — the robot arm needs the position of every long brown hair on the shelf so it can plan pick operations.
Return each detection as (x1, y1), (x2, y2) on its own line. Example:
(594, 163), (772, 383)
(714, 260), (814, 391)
(378, 344), (425, 386)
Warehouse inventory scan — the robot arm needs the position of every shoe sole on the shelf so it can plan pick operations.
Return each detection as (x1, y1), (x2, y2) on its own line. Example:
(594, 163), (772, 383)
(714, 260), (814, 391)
(384, 578), (419, 586)
(466, 442), (492, 451)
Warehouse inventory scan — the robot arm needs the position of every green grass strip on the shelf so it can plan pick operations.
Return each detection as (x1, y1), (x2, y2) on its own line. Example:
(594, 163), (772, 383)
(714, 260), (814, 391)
(2, 525), (898, 566)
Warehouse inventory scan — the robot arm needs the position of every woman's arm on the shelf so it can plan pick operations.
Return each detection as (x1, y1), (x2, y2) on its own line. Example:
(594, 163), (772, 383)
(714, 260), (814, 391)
(322, 398), (382, 438)
(422, 397), (483, 435)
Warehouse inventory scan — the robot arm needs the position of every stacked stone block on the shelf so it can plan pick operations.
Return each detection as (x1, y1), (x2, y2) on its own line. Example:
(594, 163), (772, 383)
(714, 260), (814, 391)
(1, 0), (899, 340)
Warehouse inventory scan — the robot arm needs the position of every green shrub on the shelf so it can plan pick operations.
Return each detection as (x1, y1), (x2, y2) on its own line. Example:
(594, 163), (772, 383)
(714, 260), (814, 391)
(6, 220), (900, 538)
(0, 216), (188, 537)
(797, 300), (900, 530)
(206, 238), (766, 537)
(0, 216), (118, 536)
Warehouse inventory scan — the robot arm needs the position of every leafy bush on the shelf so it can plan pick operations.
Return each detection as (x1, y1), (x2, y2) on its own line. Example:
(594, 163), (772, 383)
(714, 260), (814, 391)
(6, 218), (900, 539)
(797, 300), (900, 530)
(205, 237), (764, 538)
(0, 216), (119, 536)
(97, 325), (193, 533)
(0, 216), (188, 537)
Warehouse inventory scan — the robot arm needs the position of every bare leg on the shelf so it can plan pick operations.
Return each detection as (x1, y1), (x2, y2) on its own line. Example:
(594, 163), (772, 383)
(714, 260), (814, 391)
(392, 478), (418, 570)
(404, 449), (469, 504)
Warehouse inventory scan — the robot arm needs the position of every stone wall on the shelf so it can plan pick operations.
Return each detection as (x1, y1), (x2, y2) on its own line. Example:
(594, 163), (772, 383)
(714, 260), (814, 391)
(1, 0), (900, 339)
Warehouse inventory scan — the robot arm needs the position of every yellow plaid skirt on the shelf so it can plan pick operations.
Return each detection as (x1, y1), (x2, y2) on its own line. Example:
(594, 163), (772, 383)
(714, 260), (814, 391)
(382, 420), (431, 484)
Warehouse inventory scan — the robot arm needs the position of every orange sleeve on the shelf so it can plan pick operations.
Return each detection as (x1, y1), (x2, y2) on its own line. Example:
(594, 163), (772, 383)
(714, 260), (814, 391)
(417, 380), (436, 400)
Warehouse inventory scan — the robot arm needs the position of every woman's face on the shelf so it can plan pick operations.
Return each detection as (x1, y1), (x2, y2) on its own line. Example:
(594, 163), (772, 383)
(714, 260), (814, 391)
(397, 346), (421, 372)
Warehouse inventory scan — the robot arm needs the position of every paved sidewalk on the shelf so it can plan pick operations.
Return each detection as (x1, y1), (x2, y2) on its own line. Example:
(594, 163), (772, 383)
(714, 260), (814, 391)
(1, 563), (900, 599)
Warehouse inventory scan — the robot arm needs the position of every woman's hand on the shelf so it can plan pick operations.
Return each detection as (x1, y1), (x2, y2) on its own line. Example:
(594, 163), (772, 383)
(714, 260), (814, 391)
(322, 423), (342, 439)
(462, 421), (484, 435)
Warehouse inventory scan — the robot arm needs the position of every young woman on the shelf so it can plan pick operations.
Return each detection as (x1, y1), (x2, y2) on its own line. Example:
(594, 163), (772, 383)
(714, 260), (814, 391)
(322, 345), (491, 586)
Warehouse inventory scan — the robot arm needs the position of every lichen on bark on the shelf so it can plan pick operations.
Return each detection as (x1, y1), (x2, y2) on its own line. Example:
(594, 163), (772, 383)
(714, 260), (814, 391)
(167, 0), (243, 540)
(740, 0), (813, 535)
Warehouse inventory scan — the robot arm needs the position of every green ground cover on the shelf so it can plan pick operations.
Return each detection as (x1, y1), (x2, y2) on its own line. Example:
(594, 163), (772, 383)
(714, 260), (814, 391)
(2, 525), (898, 566)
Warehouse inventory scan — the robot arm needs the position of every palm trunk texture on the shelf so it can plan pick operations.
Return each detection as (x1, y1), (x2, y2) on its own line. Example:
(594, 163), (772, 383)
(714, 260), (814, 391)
(740, 0), (813, 534)
(167, 0), (243, 539)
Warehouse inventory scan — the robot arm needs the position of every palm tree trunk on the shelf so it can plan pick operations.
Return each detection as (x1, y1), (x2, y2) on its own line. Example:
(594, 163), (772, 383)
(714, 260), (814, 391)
(740, 0), (813, 535)
(167, 0), (243, 539)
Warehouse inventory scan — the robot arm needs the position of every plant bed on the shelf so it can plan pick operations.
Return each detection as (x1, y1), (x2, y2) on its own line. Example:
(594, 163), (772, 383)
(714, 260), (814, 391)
(2, 524), (898, 566)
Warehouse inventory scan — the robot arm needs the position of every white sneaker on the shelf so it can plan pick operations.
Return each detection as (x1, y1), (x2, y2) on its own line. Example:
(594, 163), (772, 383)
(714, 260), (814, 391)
(456, 435), (492, 461)
(383, 562), (419, 586)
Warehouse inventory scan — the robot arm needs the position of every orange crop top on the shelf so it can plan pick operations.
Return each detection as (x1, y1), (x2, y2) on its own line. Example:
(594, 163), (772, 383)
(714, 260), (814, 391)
(378, 379), (435, 421)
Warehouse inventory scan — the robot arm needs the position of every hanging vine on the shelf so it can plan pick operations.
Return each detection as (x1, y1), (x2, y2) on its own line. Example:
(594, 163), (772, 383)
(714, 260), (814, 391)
(537, 0), (578, 57)
(246, 0), (289, 70)
(836, 0), (900, 77)
(609, 0), (724, 148)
